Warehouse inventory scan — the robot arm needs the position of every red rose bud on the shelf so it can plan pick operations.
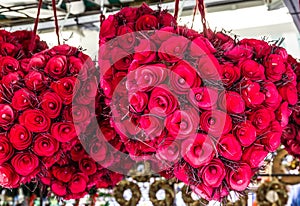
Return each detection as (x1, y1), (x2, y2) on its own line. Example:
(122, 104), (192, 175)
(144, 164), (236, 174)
(44, 55), (68, 79)
(158, 36), (189, 63)
(242, 144), (268, 168)
(68, 173), (88, 194)
(11, 152), (39, 177)
(188, 87), (218, 110)
(0, 104), (14, 129)
(0, 164), (20, 188)
(158, 11), (176, 27)
(32, 134), (59, 157)
(234, 121), (256, 147)
(52, 166), (75, 183)
(135, 14), (158, 30)
(199, 110), (232, 137)
(148, 85), (178, 117)
(11, 88), (37, 111)
(264, 54), (286, 82)
(181, 134), (215, 168)
(219, 63), (240, 87)
(79, 158), (97, 176)
(200, 158), (226, 188)
(170, 61), (201, 94)
(226, 163), (252, 191)
(51, 122), (77, 143)
(217, 134), (242, 161)
(239, 59), (265, 81)
(19, 109), (50, 133)
(0, 134), (14, 164)
(218, 91), (245, 114)
(51, 181), (67, 197)
(8, 124), (32, 150)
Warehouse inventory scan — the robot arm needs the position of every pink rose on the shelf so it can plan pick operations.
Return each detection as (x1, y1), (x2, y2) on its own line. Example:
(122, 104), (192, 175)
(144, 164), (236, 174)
(234, 121), (256, 147)
(239, 59), (265, 80)
(197, 54), (221, 80)
(224, 44), (253, 61)
(117, 26), (136, 50)
(226, 163), (252, 191)
(200, 158), (225, 188)
(148, 85), (178, 117)
(138, 115), (165, 139)
(217, 134), (242, 161)
(181, 134), (215, 168)
(242, 144), (268, 168)
(188, 87), (218, 110)
(156, 140), (180, 163)
(129, 91), (148, 113)
(170, 61), (201, 94)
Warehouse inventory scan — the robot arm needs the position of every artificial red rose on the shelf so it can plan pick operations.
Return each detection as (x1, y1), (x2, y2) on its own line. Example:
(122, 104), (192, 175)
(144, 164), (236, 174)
(19, 58), (30, 73)
(40, 91), (63, 119)
(79, 158), (97, 176)
(260, 120), (282, 152)
(239, 39), (271, 58)
(118, 7), (138, 23)
(2, 72), (24, 91)
(138, 115), (165, 139)
(264, 54), (286, 82)
(11, 88), (37, 111)
(148, 85), (178, 117)
(249, 108), (275, 131)
(239, 59), (265, 80)
(48, 45), (77, 56)
(51, 77), (79, 105)
(158, 11), (176, 27)
(219, 63), (240, 87)
(69, 56), (86, 80)
(151, 27), (175, 43)
(70, 142), (86, 161)
(8, 124), (32, 150)
(278, 83), (298, 105)
(126, 64), (168, 92)
(99, 124), (117, 142)
(224, 44), (253, 61)
(165, 107), (199, 139)
(276, 101), (292, 128)
(88, 137), (110, 163)
(181, 134), (215, 168)
(27, 54), (49, 70)
(191, 183), (213, 201)
(274, 46), (288, 60)
(0, 135), (13, 164)
(156, 140), (180, 163)
(197, 54), (221, 80)
(32, 134), (59, 157)
(100, 78), (114, 99)
(282, 124), (296, 141)
(134, 39), (157, 64)
(52, 165), (75, 183)
(11, 152), (39, 176)
(129, 91), (148, 113)
(111, 48), (133, 71)
(71, 105), (91, 124)
(218, 91), (245, 114)
(262, 81), (281, 110)
(189, 36), (216, 58)
(170, 61), (201, 94)
(25, 71), (48, 91)
(234, 121), (256, 147)
(217, 134), (242, 161)
(44, 55), (68, 79)
(69, 173), (88, 194)
(51, 181), (67, 196)
(0, 56), (19, 74)
(241, 80), (265, 108)
(19, 109), (50, 133)
(201, 158), (226, 188)
(188, 87), (218, 110)
(173, 163), (189, 184)
(0, 164), (19, 188)
(0, 43), (17, 56)
(51, 122), (77, 143)
(100, 15), (117, 39)
(226, 163), (252, 191)
(242, 144), (268, 168)
(135, 14), (158, 30)
(199, 110), (232, 137)
(117, 26), (136, 50)
(158, 36), (189, 63)
(75, 76), (98, 105)
(0, 104), (15, 128)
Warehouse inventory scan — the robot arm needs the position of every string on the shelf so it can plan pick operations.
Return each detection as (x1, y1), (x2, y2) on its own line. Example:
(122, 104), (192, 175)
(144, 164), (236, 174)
(52, 0), (61, 45)
(29, 0), (43, 52)
(174, 0), (180, 21)
(191, 0), (198, 29)
(197, 0), (207, 36)
(100, 0), (105, 26)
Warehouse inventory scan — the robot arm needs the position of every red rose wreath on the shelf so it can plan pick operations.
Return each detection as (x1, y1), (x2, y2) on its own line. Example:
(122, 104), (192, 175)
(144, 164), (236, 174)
(98, 3), (298, 202)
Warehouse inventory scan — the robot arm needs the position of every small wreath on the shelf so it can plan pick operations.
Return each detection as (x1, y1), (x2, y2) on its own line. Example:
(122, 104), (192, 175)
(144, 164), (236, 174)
(256, 180), (288, 206)
(181, 185), (209, 206)
(114, 180), (141, 206)
(149, 180), (175, 206)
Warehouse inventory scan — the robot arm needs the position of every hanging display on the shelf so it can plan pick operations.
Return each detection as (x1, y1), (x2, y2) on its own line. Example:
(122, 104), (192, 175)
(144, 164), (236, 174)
(98, 2), (299, 202)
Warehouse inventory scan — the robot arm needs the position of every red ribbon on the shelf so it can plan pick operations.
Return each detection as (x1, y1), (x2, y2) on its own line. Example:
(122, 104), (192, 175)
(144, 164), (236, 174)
(174, 0), (180, 21)
(29, 0), (43, 52)
(197, 0), (207, 35)
(52, 0), (61, 45)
